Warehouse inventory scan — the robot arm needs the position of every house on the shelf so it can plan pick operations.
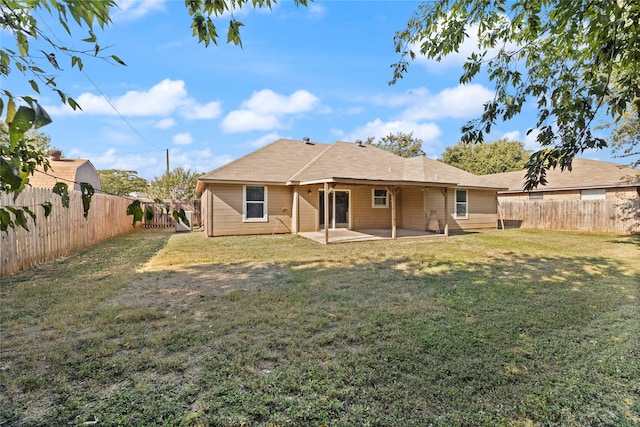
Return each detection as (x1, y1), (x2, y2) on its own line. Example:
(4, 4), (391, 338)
(29, 153), (102, 192)
(485, 158), (640, 234)
(196, 139), (505, 243)
(487, 158), (640, 201)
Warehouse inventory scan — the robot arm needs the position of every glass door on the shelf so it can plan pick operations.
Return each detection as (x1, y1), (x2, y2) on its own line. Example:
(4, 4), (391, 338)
(319, 190), (350, 229)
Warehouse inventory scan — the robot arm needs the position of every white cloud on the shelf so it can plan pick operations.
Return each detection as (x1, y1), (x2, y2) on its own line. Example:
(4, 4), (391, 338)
(223, 110), (280, 133)
(45, 79), (222, 121)
(346, 118), (442, 144)
(398, 84), (494, 121)
(185, 101), (222, 119)
(222, 89), (320, 133)
(499, 129), (542, 151)
(155, 118), (176, 129)
(112, 0), (166, 21)
(308, 4), (326, 19)
(173, 132), (193, 145)
(249, 133), (284, 148)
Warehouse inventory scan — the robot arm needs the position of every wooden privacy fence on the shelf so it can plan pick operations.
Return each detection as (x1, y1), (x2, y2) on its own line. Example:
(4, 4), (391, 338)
(499, 199), (640, 234)
(1, 187), (136, 277)
(140, 199), (201, 228)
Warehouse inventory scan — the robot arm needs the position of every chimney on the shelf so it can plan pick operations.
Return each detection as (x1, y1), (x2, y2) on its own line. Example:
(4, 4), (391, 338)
(47, 149), (62, 161)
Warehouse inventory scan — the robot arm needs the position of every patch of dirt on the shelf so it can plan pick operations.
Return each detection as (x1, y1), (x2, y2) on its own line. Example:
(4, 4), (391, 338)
(100, 262), (289, 312)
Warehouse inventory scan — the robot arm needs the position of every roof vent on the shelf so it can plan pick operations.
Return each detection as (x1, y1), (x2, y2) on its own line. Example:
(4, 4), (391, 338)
(303, 136), (313, 145)
(356, 139), (364, 147)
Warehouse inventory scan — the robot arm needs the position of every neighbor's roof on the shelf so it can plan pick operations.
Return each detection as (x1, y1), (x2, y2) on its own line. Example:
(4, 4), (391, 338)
(485, 158), (640, 193)
(29, 158), (94, 189)
(197, 138), (506, 194)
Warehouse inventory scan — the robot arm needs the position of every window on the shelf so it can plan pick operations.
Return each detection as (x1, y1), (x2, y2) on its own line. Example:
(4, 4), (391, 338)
(581, 189), (606, 200)
(243, 186), (267, 222)
(372, 189), (388, 208)
(455, 189), (468, 219)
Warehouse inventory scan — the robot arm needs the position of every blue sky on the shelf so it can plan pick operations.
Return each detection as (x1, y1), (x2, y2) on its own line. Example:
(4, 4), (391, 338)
(2, 0), (628, 180)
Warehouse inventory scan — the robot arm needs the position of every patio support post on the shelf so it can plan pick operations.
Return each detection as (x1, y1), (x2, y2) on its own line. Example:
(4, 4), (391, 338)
(324, 182), (329, 244)
(387, 186), (397, 239)
(292, 187), (299, 234)
(443, 188), (449, 236)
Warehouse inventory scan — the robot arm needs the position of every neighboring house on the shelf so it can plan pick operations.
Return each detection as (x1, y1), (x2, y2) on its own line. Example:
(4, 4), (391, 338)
(487, 158), (640, 201)
(196, 138), (505, 242)
(29, 156), (102, 192)
(486, 158), (640, 234)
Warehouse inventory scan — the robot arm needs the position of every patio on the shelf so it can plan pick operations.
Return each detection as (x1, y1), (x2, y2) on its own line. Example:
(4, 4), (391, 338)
(297, 228), (446, 244)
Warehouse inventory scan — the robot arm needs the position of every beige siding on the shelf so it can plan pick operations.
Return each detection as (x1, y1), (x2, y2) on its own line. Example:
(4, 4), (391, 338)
(399, 187), (426, 230)
(606, 188), (638, 199)
(424, 188), (448, 232)
(448, 189), (498, 231)
(209, 184), (292, 236)
(297, 186), (320, 232)
(350, 186), (391, 230)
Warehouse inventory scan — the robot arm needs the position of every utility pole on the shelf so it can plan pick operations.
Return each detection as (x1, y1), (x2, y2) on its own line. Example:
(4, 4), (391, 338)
(166, 149), (169, 175)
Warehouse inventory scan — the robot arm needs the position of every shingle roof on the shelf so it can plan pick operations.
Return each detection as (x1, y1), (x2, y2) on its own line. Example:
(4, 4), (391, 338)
(197, 138), (505, 193)
(29, 159), (92, 190)
(485, 158), (640, 192)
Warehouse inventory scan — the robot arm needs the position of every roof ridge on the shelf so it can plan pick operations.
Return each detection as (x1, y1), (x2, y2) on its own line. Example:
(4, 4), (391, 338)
(199, 138), (289, 179)
(288, 143), (334, 182)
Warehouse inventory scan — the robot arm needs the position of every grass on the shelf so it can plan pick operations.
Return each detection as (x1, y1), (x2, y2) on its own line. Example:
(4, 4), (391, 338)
(1, 228), (639, 426)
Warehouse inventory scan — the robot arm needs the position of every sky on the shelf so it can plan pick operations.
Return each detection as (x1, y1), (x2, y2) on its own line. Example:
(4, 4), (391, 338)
(2, 0), (633, 181)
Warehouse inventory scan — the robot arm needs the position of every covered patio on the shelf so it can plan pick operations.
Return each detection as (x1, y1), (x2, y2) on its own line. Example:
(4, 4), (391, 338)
(297, 228), (446, 244)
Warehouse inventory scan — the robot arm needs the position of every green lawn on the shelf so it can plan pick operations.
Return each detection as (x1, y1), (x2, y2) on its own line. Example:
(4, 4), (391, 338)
(1, 229), (639, 426)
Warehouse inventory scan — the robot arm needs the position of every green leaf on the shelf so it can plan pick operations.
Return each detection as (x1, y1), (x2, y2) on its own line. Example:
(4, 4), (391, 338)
(42, 201), (53, 217)
(80, 182), (94, 218)
(52, 182), (70, 208)
(34, 103), (52, 129)
(145, 205), (154, 222)
(126, 200), (143, 227)
(0, 208), (12, 232)
(29, 80), (40, 94)
(0, 157), (23, 191)
(111, 55), (126, 66)
(172, 208), (190, 227)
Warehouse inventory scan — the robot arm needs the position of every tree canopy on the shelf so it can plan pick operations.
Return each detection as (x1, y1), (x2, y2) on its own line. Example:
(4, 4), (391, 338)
(366, 131), (425, 158)
(441, 139), (531, 175)
(599, 103), (640, 168)
(147, 167), (202, 201)
(98, 169), (149, 197)
(392, 0), (640, 188)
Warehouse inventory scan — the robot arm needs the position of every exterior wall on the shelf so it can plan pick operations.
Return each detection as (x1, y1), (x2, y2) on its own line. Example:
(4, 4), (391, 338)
(448, 189), (498, 231)
(207, 184), (292, 237)
(498, 186), (640, 202)
(399, 187), (426, 231)
(606, 187), (639, 199)
(75, 163), (102, 192)
(297, 186), (320, 232)
(350, 186), (391, 230)
(424, 188), (448, 232)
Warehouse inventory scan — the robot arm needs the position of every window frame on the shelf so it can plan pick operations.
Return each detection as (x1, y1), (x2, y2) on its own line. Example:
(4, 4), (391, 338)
(580, 189), (606, 200)
(243, 185), (268, 222)
(454, 189), (468, 219)
(372, 188), (389, 208)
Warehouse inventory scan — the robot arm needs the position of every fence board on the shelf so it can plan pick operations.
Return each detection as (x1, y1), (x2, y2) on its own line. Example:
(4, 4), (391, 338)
(1, 188), (138, 277)
(499, 199), (640, 234)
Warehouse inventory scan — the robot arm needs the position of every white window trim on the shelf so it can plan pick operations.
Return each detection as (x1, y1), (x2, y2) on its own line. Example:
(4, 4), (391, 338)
(454, 189), (468, 219)
(372, 188), (389, 208)
(580, 189), (606, 200)
(243, 185), (268, 222)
